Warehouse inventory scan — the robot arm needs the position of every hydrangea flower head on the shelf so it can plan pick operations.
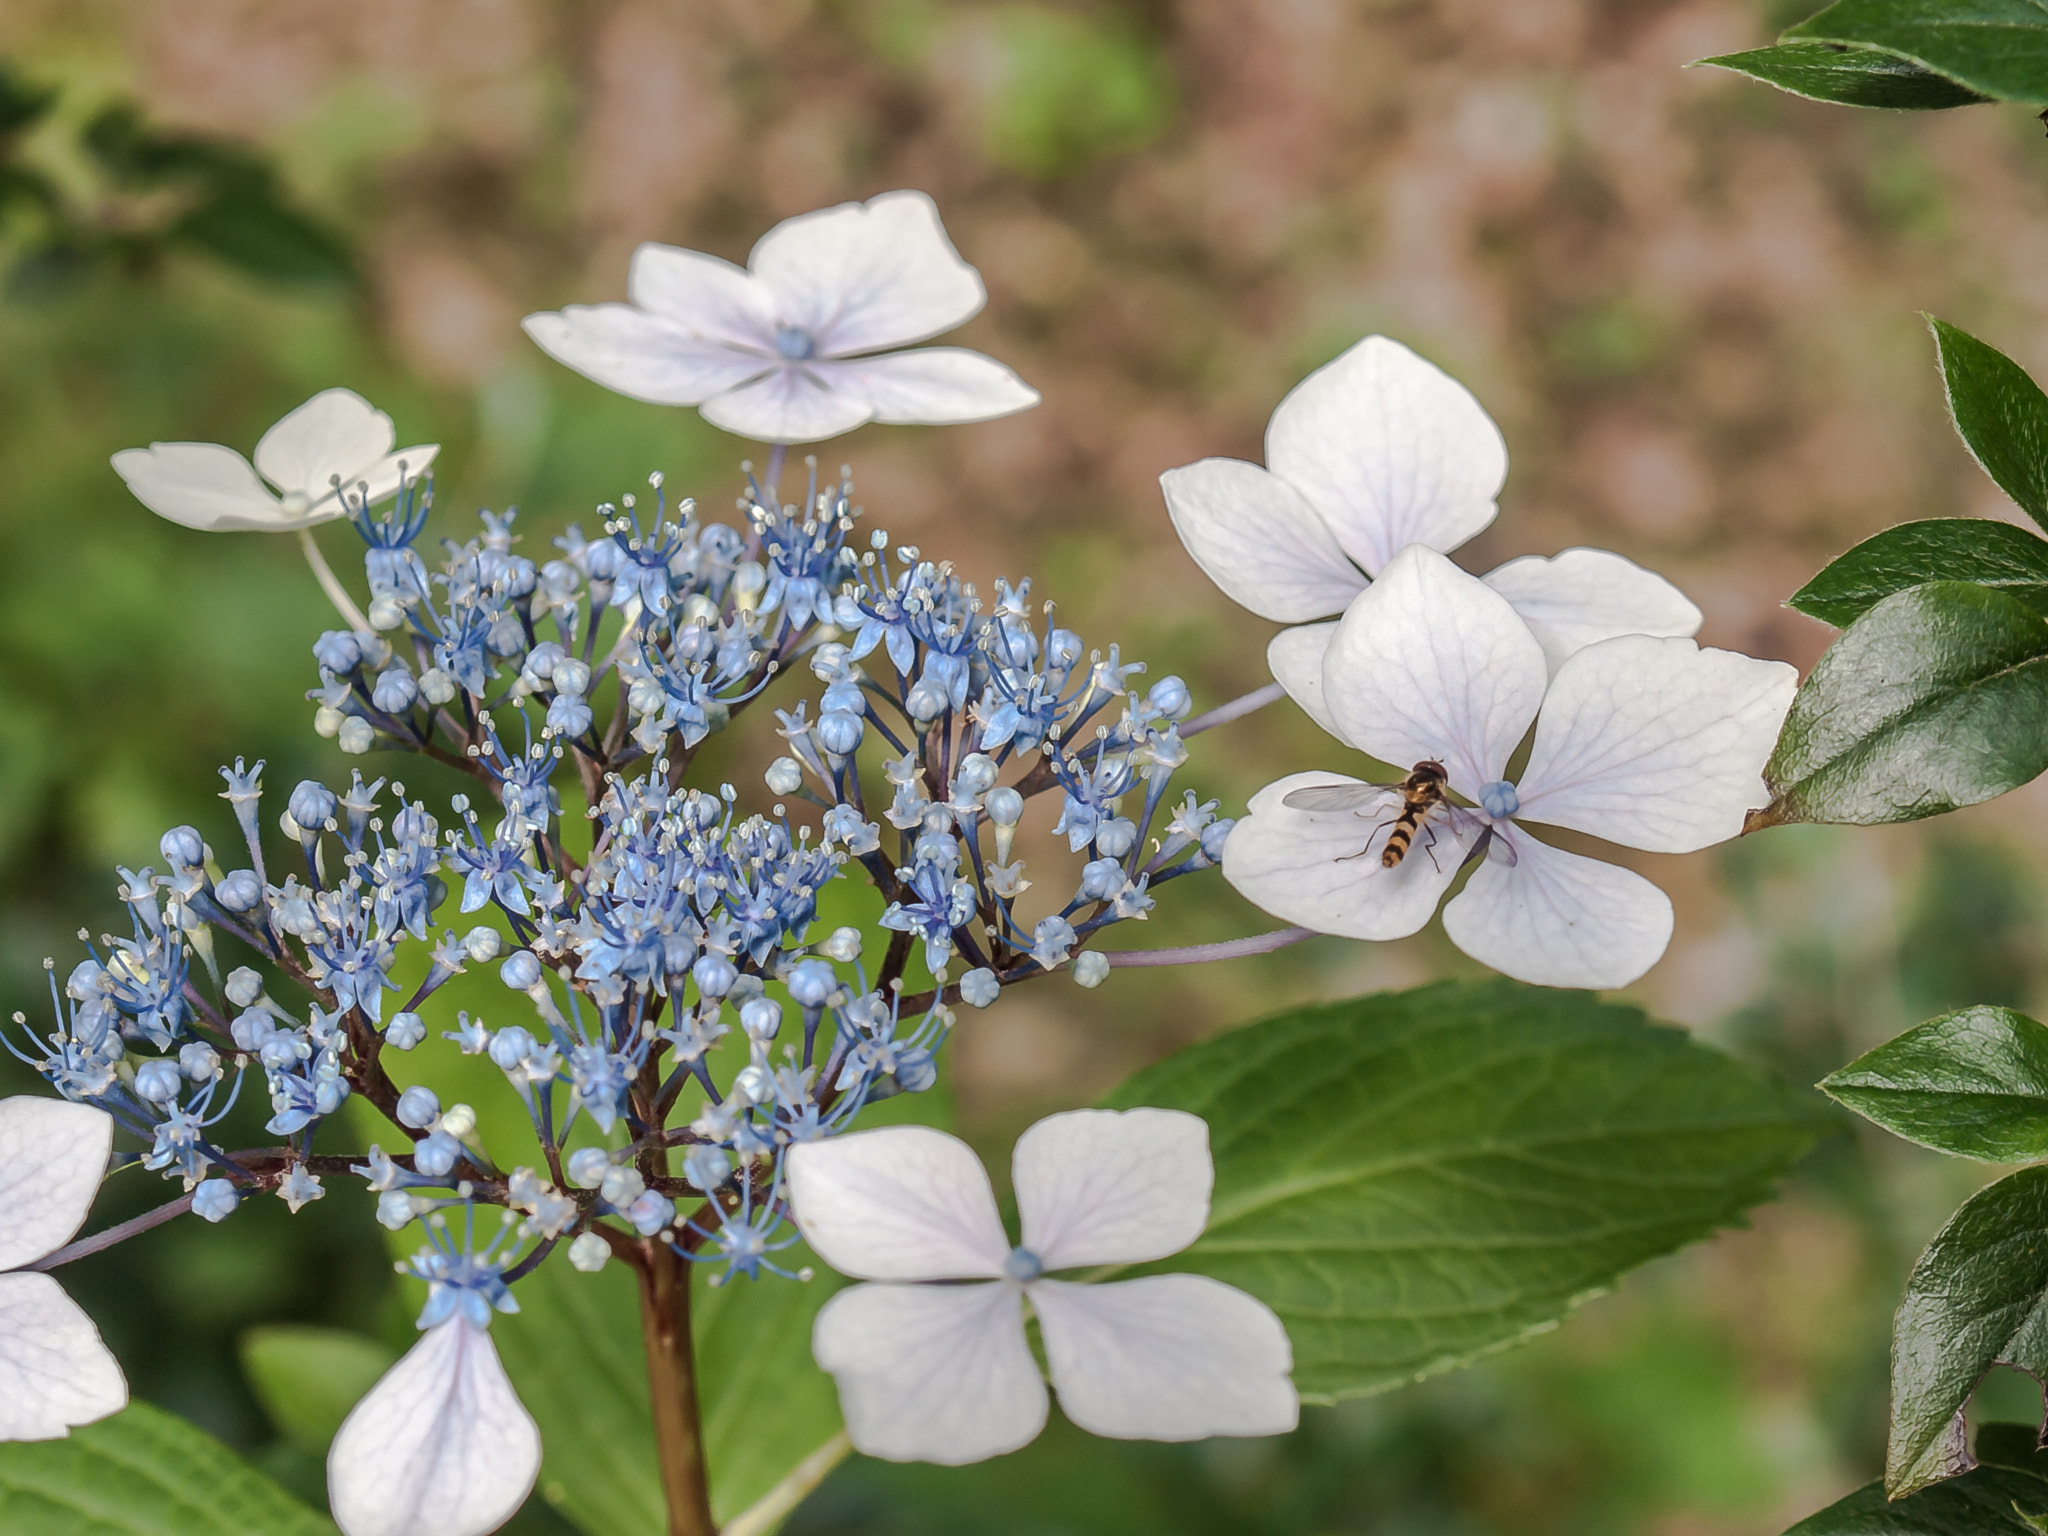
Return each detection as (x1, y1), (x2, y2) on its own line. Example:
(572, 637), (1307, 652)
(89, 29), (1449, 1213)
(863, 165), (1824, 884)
(788, 1108), (1297, 1465)
(0, 1096), (127, 1440)
(523, 190), (1040, 444)
(1225, 546), (1797, 988)
(111, 389), (438, 533)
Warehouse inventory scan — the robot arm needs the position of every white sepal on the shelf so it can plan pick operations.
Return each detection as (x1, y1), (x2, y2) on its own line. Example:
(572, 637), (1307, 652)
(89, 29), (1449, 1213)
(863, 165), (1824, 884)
(0, 1097), (112, 1271)
(1161, 460), (1364, 624)
(0, 1272), (127, 1440)
(1012, 1109), (1211, 1270)
(519, 308), (771, 407)
(1264, 621), (1344, 740)
(1481, 547), (1703, 675)
(787, 1125), (1009, 1281)
(1441, 828), (1675, 989)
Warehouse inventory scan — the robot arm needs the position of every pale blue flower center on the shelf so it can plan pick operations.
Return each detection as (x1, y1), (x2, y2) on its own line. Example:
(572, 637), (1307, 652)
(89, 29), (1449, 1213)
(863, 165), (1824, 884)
(1479, 779), (1520, 819)
(775, 323), (818, 361)
(1002, 1245), (1044, 1282)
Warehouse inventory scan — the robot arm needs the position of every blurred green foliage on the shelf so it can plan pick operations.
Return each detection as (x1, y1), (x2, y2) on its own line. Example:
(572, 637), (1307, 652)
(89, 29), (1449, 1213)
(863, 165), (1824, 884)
(980, 7), (1176, 179)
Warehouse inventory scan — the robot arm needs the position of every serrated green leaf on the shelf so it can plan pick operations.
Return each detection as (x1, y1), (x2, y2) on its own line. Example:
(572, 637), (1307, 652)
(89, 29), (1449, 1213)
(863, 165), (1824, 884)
(1790, 520), (2048, 628)
(0, 1401), (337, 1536)
(1889, 1166), (2048, 1495)
(240, 1326), (399, 1456)
(1099, 978), (1822, 1402)
(1700, 42), (1988, 108)
(1932, 319), (2048, 531)
(1785, 1459), (2048, 1533)
(1757, 581), (2048, 827)
(1823, 1006), (2048, 1160)
(1786, 0), (2048, 105)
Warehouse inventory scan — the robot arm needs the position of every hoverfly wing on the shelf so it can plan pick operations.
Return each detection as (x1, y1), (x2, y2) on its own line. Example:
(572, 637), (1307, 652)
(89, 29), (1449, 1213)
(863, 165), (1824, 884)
(1281, 783), (1390, 814)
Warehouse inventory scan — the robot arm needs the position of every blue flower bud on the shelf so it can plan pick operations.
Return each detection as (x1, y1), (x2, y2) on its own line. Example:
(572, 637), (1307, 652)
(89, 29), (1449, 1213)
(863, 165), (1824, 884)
(224, 968), (264, 1008)
(464, 927), (503, 963)
(546, 694), (594, 738)
(894, 1047), (938, 1092)
(489, 1026), (537, 1071)
(288, 781), (337, 832)
(984, 787), (1024, 828)
(396, 1085), (441, 1130)
(692, 953), (738, 998)
(179, 1042), (220, 1081)
(1047, 629), (1084, 671)
(386, 1011), (426, 1050)
(135, 1058), (182, 1103)
(1478, 780), (1521, 819)
(192, 1179), (239, 1223)
(953, 753), (999, 796)
(568, 1232), (610, 1271)
(1147, 675), (1193, 720)
(764, 757), (804, 795)
(1199, 818), (1235, 861)
(817, 709), (864, 755)
(1073, 951), (1111, 988)
(230, 1010), (274, 1051)
(627, 1190), (675, 1236)
(567, 1148), (612, 1189)
(159, 826), (205, 868)
(1078, 857), (1124, 901)
(1094, 817), (1137, 858)
(499, 951), (542, 991)
(960, 968), (1000, 1008)
(740, 998), (782, 1040)
(372, 668), (418, 713)
(551, 657), (592, 696)
(599, 1165), (645, 1208)
(313, 630), (363, 672)
(785, 958), (836, 1008)
(683, 1146), (732, 1193)
(413, 1130), (462, 1179)
(376, 1190), (418, 1230)
(215, 870), (262, 911)
(820, 680), (864, 714)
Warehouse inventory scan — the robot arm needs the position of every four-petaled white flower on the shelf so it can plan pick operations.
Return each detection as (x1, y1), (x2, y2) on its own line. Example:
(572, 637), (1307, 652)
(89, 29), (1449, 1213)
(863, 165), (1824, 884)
(0, 1096), (127, 1441)
(1160, 335), (1703, 731)
(788, 1108), (1297, 1466)
(1224, 547), (1797, 989)
(522, 190), (1040, 444)
(111, 389), (438, 533)
(327, 1306), (540, 1536)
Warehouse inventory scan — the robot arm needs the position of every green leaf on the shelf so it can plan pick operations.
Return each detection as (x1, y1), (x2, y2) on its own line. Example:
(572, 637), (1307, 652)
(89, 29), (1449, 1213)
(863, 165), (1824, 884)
(0, 67), (58, 137)
(1100, 978), (1822, 1402)
(1786, 0), (2048, 105)
(240, 1326), (399, 1455)
(1790, 520), (2048, 628)
(1888, 1165), (2048, 1495)
(1932, 319), (2048, 531)
(1785, 1458), (2048, 1533)
(0, 1401), (337, 1535)
(169, 192), (355, 289)
(1823, 1006), (2048, 1160)
(1756, 581), (2048, 828)
(1700, 42), (1989, 108)
(491, 1242), (845, 1534)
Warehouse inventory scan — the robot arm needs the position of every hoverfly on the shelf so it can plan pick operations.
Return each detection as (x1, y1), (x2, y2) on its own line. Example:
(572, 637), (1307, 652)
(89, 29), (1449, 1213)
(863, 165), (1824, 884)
(1282, 760), (1487, 870)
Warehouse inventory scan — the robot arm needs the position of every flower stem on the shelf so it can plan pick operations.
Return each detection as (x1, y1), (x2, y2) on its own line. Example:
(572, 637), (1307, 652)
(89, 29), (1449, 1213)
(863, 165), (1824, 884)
(1098, 926), (1315, 968)
(1182, 680), (1285, 738)
(27, 1192), (195, 1270)
(723, 1432), (851, 1536)
(637, 1242), (717, 1536)
(298, 528), (373, 633)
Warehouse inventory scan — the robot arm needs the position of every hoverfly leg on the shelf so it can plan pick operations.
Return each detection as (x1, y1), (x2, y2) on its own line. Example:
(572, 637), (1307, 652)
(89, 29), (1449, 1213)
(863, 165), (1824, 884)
(1338, 815), (1399, 864)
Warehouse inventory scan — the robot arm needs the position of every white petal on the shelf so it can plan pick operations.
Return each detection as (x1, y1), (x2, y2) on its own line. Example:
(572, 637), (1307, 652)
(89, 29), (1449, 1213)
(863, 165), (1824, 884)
(521, 306), (772, 406)
(344, 445), (441, 509)
(1441, 828), (1674, 989)
(1265, 622), (1345, 740)
(110, 443), (297, 532)
(1515, 636), (1799, 854)
(252, 389), (397, 497)
(787, 1125), (1009, 1281)
(751, 190), (986, 356)
(626, 243), (779, 349)
(1033, 1276), (1297, 1441)
(0, 1097), (112, 1269)
(1221, 772), (1473, 940)
(1322, 546), (1547, 797)
(812, 1281), (1045, 1465)
(327, 1318), (540, 1536)
(1161, 460), (1366, 624)
(699, 364), (877, 444)
(1012, 1109), (1211, 1271)
(1482, 548), (1704, 675)
(825, 348), (1039, 426)
(0, 1273), (126, 1440)
(1266, 336), (1507, 577)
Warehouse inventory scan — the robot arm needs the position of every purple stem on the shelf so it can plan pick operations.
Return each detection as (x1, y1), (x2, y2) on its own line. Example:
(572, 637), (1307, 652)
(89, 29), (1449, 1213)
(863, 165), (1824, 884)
(1099, 926), (1315, 968)
(1182, 681), (1286, 738)
(28, 1192), (195, 1271)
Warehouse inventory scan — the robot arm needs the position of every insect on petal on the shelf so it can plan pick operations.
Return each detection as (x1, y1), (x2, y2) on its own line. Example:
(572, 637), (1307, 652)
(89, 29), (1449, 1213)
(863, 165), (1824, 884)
(1013, 1108), (1212, 1271)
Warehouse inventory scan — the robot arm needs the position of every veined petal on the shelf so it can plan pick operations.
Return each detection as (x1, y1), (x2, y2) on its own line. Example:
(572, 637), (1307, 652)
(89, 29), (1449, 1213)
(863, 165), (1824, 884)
(1482, 548), (1703, 675)
(1266, 335), (1507, 577)
(821, 348), (1039, 426)
(0, 1273), (126, 1440)
(1515, 636), (1798, 854)
(698, 364), (876, 444)
(787, 1125), (1009, 1281)
(327, 1318), (540, 1536)
(1222, 772), (1472, 941)
(812, 1281), (1045, 1465)
(110, 442), (294, 532)
(253, 389), (397, 496)
(1265, 622), (1345, 741)
(626, 243), (779, 349)
(1033, 1276), (1296, 1441)
(1161, 460), (1366, 624)
(0, 1097), (112, 1269)
(1323, 545), (1547, 797)
(752, 190), (986, 356)
(1013, 1109), (1211, 1271)
(1442, 828), (1673, 989)
(521, 306), (773, 406)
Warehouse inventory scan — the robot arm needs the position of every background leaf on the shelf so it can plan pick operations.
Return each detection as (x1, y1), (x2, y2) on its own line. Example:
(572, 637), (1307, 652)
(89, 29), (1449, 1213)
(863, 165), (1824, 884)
(1789, 520), (2048, 628)
(1822, 1006), (2048, 1161)
(0, 1401), (337, 1536)
(1757, 581), (2048, 827)
(239, 1326), (398, 1455)
(1100, 978), (1823, 1402)
(1699, 42), (1989, 109)
(1785, 1457), (2048, 1533)
(1887, 1166), (2048, 1495)
(1786, 0), (2048, 105)
(1931, 318), (2048, 530)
